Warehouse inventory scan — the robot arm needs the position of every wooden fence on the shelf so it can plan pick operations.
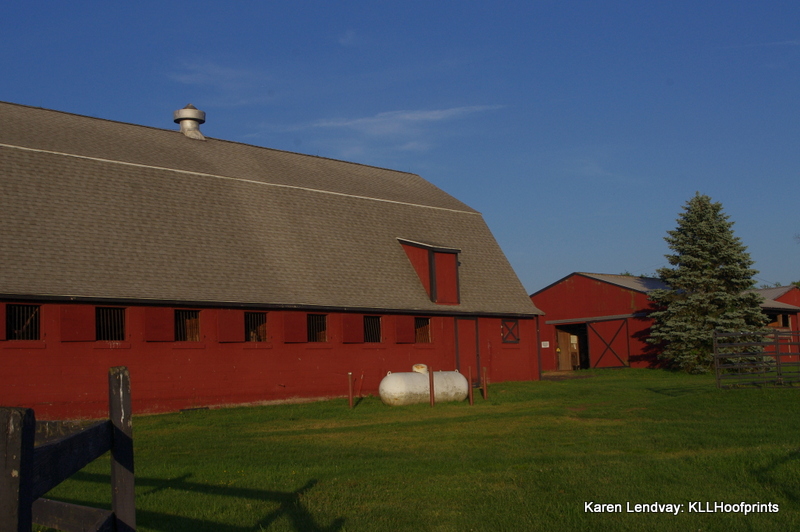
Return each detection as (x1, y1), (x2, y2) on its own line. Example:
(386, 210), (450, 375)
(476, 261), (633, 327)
(713, 330), (800, 388)
(1, 366), (135, 531)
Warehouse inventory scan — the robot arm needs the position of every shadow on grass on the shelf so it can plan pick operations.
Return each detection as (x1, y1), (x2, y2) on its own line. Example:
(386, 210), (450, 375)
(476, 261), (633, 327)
(752, 449), (800, 505)
(46, 471), (344, 532)
(644, 385), (709, 397)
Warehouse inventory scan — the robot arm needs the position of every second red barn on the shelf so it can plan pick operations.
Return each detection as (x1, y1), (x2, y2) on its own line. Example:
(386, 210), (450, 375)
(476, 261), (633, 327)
(530, 273), (663, 371)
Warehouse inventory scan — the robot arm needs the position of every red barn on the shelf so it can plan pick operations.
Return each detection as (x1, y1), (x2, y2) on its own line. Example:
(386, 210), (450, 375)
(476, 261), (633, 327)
(0, 101), (543, 418)
(530, 273), (663, 371)
(531, 273), (800, 372)
(754, 286), (800, 330)
(752, 286), (800, 358)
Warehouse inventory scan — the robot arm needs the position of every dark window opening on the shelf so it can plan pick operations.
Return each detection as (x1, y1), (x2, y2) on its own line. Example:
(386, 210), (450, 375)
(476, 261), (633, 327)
(97, 307), (125, 341)
(175, 310), (200, 342)
(502, 319), (520, 344)
(415, 317), (432, 343)
(6, 304), (40, 340)
(246, 312), (267, 342)
(364, 316), (382, 343)
(307, 314), (327, 342)
(767, 313), (791, 329)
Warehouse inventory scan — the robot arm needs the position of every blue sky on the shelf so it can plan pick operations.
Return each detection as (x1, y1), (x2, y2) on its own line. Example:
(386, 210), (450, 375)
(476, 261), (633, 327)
(3, 2), (798, 292)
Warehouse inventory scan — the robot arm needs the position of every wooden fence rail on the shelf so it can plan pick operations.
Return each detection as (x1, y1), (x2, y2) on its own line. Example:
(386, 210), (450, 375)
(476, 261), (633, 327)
(1, 366), (135, 531)
(713, 330), (800, 388)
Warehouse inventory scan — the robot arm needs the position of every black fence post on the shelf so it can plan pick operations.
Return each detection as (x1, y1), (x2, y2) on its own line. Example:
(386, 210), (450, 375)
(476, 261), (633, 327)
(713, 331), (721, 388)
(0, 407), (35, 532)
(109, 366), (136, 531)
(774, 333), (784, 385)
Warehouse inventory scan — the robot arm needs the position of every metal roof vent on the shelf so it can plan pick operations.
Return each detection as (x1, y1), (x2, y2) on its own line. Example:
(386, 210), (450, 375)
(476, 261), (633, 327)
(173, 104), (206, 140)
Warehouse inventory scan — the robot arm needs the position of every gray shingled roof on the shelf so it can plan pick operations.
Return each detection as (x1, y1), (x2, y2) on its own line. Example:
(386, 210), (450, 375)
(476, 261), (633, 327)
(564, 274), (798, 311)
(752, 286), (795, 301)
(577, 273), (668, 293)
(750, 288), (800, 312)
(0, 101), (540, 316)
(530, 272), (668, 297)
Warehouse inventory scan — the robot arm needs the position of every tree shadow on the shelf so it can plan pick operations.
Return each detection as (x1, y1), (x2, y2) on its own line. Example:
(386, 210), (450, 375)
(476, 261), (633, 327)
(751, 449), (800, 505)
(629, 299), (667, 369)
(43, 472), (345, 532)
(643, 385), (709, 397)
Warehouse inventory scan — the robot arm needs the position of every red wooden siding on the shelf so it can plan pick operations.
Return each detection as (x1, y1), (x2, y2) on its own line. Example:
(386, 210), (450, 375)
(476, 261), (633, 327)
(342, 314), (364, 343)
(395, 315), (416, 343)
(531, 274), (658, 371)
(401, 243), (432, 297)
(218, 309), (244, 343)
(60, 305), (94, 342)
(144, 307), (173, 342)
(283, 312), (307, 343)
(456, 318), (478, 380)
(0, 303), (539, 418)
(433, 252), (459, 304)
(767, 287), (800, 359)
(588, 319), (629, 368)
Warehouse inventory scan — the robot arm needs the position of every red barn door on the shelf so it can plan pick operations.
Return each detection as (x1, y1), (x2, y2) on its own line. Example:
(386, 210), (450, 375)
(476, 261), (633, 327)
(588, 319), (629, 367)
(456, 318), (479, 384)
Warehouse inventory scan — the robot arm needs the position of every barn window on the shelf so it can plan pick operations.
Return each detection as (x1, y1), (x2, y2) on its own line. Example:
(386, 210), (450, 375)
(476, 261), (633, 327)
(432, 251), (459, 304)
(6, 304), (40, 340)
(502, 319), (520, 344)
(175, 310), (200, 342)
(415, 317), (432, 343)
(96, 307), (125, 341)
(245, 312), (267, 342)
(398, 239), (460, 305)
(364, 316), (382, 343)
(307, 314), (327, 342)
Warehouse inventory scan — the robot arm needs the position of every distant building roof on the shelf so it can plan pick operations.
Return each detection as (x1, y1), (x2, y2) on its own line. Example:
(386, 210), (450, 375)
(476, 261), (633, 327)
(750, 287), (800, 312)
(0, 101), (540, 316)
(752, 286), (796, 301)
(530, 272), (668, 297)
(576, 273), (668, 293)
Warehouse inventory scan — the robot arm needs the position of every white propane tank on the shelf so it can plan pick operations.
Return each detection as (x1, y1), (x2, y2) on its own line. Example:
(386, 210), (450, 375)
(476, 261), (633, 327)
(379, 364), (469, 406)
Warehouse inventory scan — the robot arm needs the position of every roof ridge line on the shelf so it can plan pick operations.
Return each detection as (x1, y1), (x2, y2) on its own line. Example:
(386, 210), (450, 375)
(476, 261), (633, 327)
(0, 100), (430, 178)
(0, 142), (481, 215)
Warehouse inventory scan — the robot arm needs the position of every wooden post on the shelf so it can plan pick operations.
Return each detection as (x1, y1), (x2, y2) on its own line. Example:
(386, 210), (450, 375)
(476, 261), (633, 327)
(348, 373), (354, 409)
(468, 366), (474, 406)
(429, 367), (435, 407)
(1, 407), (35, 532)
(109, 366), (135, 532)
(774, 333), (784, 385)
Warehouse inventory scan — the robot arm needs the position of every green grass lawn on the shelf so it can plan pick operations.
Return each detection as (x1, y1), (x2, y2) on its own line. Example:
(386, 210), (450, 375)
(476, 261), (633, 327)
(36, 369), (800, 531)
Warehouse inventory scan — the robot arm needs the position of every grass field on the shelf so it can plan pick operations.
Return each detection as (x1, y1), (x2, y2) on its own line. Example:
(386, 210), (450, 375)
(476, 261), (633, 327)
(36, 369), (800, 531)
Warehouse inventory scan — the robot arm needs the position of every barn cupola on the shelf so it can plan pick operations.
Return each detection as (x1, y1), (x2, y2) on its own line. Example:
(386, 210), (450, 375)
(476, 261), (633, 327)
(173, 104), (206, 140)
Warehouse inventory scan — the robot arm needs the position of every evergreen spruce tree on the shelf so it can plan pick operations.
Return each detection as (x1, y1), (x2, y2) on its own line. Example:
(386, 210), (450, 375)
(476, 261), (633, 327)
(647, 193), (767, 373)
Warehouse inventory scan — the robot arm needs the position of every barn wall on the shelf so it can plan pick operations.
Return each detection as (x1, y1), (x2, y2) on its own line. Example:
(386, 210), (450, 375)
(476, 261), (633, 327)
(531, 275), (657, 371)
(479, 317), (539, 382)
(769, 288), (800, 357)
(775, 287), (800, 308)
(0, 302), (538, 419)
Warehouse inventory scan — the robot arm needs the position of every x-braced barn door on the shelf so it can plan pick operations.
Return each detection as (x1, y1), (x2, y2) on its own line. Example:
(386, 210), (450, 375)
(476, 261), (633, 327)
(587, 319), (629, 367)
(455, 318), (480, 385)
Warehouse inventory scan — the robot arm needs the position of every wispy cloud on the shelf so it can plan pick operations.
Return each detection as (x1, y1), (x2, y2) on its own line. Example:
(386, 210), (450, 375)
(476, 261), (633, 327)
(168, 60), (277, 107)
(309, 105), (504, 136)
(250, 105), (505, 163)
(724, 39), (800, 50)
(338, 29), (357, 46)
